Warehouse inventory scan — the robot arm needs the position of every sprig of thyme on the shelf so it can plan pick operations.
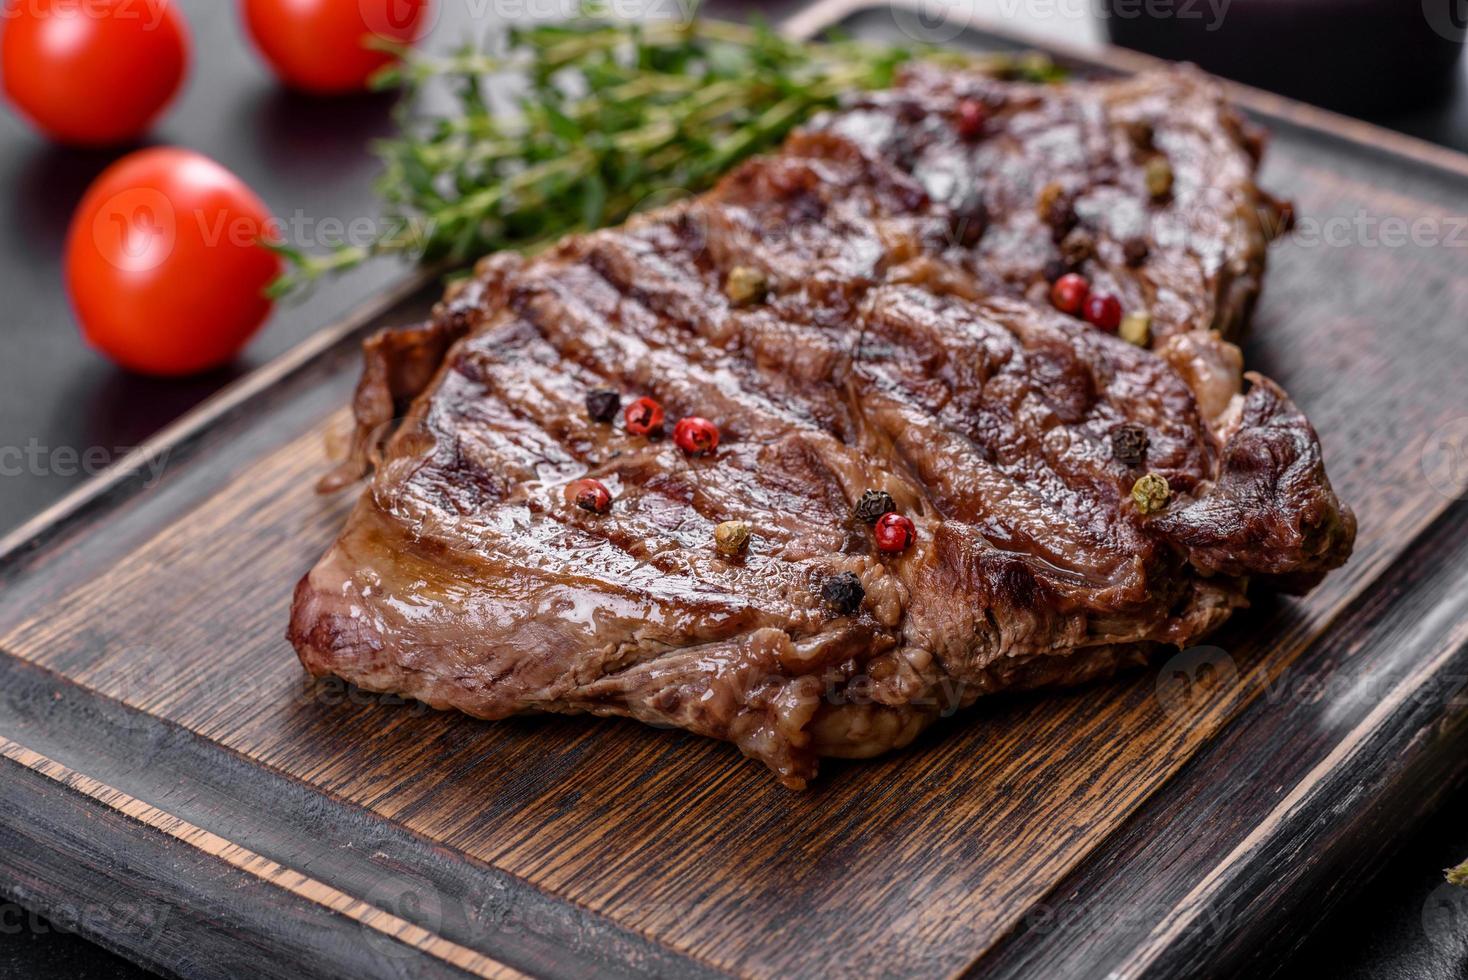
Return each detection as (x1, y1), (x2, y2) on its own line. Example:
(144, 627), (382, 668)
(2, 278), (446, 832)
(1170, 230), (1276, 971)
(266, 15), (1062, 299)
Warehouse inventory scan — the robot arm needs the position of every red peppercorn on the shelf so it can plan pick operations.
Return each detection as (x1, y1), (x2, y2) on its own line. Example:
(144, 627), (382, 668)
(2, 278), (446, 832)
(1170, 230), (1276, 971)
(567, 478), (611, 515)
(873, 512), (916, 554)
(624, 397), (664, 436)
(1084, 292), (1123, 333)
(955, 99), (988, 140)
(1050, 273), (1089, 316)
(674, 416), (720, 455)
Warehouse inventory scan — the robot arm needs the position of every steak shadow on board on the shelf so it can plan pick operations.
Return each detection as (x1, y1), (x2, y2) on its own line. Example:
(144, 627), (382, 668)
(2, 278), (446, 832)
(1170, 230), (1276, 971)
(289, 65), (1353, 788)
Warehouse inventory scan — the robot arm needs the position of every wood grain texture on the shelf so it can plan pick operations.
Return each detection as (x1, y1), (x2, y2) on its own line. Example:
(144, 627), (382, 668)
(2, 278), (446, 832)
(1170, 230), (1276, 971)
(2, 9), (1468, 979)
(0, 736), (524, 980)
(0, 655), (723, 980)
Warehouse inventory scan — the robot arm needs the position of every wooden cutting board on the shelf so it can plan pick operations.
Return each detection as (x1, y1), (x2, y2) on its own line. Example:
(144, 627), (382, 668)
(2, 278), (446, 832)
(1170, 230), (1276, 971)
(3, 4), (1468, 977)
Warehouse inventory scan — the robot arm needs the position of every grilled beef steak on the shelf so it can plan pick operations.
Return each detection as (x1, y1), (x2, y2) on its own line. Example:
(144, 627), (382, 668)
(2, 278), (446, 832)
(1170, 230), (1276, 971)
(290, 66), (1353, 787)
(807, 63), (1290, 344)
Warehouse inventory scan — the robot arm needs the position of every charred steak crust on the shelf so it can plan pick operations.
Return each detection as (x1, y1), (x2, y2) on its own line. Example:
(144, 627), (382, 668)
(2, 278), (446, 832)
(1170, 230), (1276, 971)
(289, 67), (1353, 787)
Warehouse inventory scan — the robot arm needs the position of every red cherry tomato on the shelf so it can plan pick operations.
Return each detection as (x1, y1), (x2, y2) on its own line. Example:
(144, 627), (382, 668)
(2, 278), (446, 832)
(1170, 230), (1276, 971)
(65, 148), (281, 376)
(1, 0), (190, 145)
(242, 0), (434, 94)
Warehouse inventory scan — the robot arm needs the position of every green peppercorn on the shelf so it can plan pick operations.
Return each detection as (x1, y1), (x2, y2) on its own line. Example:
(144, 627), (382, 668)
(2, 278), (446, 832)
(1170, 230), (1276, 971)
(1119, 310), (1152, 347)
(1132, 473), (1171, 514)
(725, 266), (768, 306)
(714, 520), (752, 557)
(1145, 157), (1174, 199)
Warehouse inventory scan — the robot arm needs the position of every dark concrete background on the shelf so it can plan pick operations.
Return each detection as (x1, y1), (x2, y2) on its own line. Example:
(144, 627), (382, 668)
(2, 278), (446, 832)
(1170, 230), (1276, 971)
(1, 1), (1465, 977)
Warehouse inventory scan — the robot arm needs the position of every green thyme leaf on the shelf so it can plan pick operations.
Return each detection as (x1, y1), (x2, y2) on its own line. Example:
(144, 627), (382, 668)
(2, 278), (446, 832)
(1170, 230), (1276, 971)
(267, 15), (1064, 299)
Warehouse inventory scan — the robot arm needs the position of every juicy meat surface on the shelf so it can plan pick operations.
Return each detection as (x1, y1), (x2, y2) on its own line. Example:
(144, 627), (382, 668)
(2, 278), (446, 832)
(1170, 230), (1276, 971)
(809, 62), (1289, 343)
(289, 66), (1353, 787)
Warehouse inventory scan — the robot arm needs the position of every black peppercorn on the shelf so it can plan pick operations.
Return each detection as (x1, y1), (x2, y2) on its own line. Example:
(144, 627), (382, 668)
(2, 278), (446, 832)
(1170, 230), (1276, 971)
(822, 572), (865, 616)
(949, 189), (989, 248)
(1059, 228), (1094, 267)
(585, 388), (621, 423)
(1126, 119), (1155, 152)
(1122, 237), (1150, 267)
(1036, 181), (1077, 240)
(854, 489), (897, 525)
(1111, 424), (1150, 467)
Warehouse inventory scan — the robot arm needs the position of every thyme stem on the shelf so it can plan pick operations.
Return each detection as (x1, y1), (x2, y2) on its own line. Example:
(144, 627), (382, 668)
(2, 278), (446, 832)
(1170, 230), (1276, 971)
(268, 15), (1062, 299)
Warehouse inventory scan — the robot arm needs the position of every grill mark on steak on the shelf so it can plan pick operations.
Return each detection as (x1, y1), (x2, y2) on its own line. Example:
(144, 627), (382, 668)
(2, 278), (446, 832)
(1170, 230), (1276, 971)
(848, 287), (1203, 593)
(291, 66), (1351, 786)
(814, 64), (1285, 341)
(536, 250), (1136, 591)
(1152, 373), (1358, 592)
(581, 246), (1141, 591)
